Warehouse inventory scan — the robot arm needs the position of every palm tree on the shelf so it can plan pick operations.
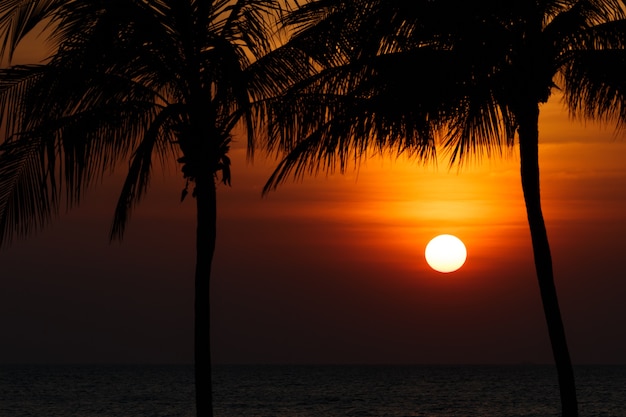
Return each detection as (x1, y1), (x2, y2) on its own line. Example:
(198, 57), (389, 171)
(263, 1), (626, 416)
(0, 1), (307, 416)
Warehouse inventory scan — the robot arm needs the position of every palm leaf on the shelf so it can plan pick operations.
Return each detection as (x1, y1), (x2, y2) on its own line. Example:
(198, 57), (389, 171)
(110, 103), (183, 240)
(562, 48), (626, 130)
(0, 134), (57, 246)
(0, 0), (61, 62)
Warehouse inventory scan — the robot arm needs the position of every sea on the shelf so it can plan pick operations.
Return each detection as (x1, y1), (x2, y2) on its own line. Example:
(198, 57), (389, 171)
(1, 364), (625, 417)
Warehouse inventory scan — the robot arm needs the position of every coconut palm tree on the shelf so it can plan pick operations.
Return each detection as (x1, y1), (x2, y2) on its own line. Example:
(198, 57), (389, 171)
(264, 1), (626, 416)
(0, 1), (308, 416)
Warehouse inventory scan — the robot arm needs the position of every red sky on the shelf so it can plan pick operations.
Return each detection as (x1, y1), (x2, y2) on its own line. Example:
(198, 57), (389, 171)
(1, 32), (626, 365)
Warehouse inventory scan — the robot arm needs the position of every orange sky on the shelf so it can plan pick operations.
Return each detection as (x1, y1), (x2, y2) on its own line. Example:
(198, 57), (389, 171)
(2, 29), (626, 365)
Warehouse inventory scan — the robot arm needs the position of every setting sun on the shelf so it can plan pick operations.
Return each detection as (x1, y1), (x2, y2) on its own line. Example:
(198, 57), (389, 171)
(425, 234), (467, 273)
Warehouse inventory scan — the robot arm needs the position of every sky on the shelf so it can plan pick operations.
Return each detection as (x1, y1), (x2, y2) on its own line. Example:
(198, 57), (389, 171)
(2, 28), (626, 366)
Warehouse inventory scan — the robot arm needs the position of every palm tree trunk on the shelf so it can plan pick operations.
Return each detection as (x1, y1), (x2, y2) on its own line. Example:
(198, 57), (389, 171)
(194, 170), (216, 417)
(518, 102), (578, 417)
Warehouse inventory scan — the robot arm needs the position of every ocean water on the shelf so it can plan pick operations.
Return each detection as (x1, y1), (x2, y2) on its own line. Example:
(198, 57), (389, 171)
(1, 364), (625, 417)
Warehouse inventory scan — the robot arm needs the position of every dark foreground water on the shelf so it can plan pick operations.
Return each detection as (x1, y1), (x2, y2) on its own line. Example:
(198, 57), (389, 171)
(1, 364), (625, 417)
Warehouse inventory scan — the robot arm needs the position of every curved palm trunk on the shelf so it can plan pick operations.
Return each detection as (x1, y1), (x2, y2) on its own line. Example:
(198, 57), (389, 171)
(194, 170), (216, 417)
(517, 102), (578, 417)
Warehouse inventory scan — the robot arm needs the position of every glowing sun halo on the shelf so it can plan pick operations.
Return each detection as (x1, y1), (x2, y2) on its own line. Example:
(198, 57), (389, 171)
(425, 234), (467, 273)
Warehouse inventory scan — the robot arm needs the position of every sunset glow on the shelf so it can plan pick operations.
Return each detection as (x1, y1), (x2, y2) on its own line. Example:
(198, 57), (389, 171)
(2, 27), (626, 368)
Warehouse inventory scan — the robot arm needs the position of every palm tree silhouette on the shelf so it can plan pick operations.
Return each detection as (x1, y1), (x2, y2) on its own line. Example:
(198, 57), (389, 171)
(265, 1), (626, 416)
(0, 1), (306, 416)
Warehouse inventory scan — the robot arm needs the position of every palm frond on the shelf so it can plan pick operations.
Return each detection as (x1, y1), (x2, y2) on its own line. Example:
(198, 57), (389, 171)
(219, 0), (281, 57)
(0, 135), (58, 246)
(0, 0), (61, 62)
(443, 94), (515, 165)
(110, 103), (183, 240)
(0, 64), (47, 139)
(561, 48), (626, 130)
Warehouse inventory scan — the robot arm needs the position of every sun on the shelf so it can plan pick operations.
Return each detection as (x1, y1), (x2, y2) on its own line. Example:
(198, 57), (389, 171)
(425, 234), (467, 273)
